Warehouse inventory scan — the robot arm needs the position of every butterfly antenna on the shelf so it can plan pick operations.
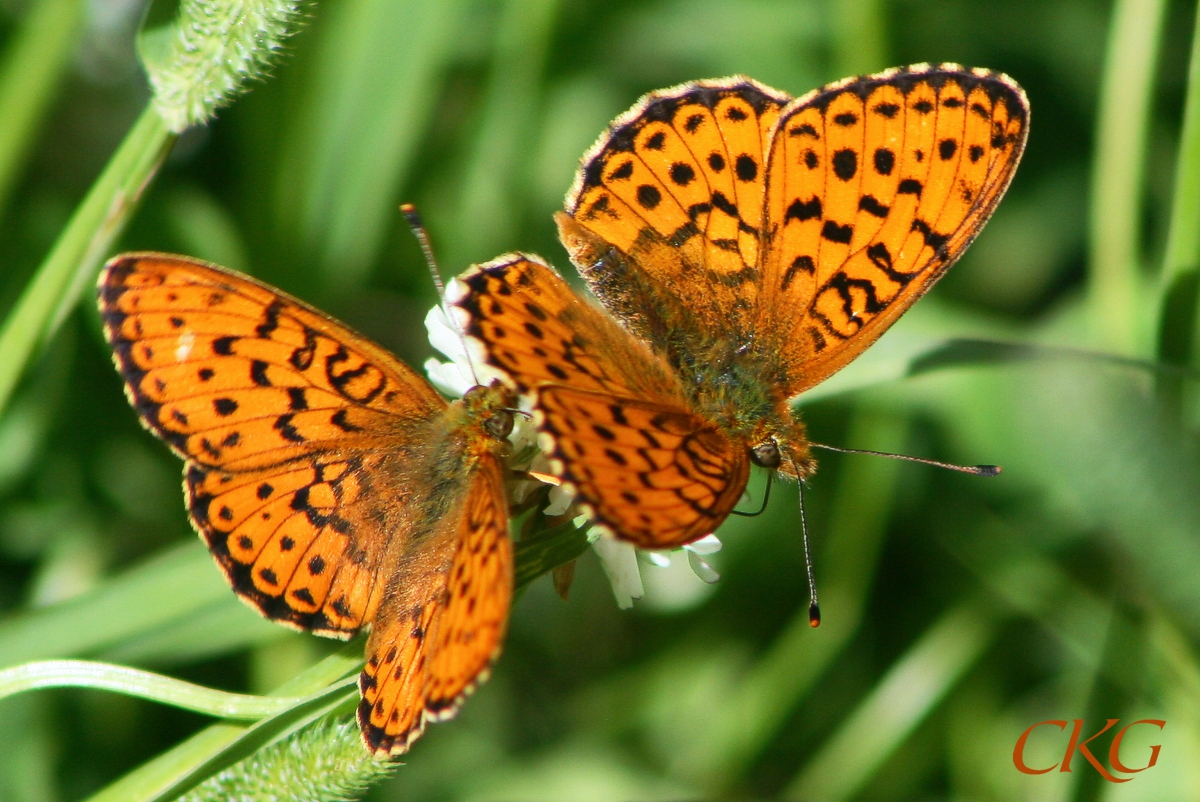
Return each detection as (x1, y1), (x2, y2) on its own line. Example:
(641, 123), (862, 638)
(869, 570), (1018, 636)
(401, 204), (446, 301)
(809, 442), (1001, 477)
(401, 203), (482, 387)
(731, 470), (773, 517)
(796, 473), (820, 628)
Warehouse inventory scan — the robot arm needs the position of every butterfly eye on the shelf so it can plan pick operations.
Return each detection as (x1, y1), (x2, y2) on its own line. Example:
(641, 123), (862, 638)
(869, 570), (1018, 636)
(749, 439), (781, 469)
(486, 410), (514, 440)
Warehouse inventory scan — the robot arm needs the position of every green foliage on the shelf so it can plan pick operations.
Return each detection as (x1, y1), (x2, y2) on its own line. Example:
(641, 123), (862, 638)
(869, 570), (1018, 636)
(4, 0), (1200, 800)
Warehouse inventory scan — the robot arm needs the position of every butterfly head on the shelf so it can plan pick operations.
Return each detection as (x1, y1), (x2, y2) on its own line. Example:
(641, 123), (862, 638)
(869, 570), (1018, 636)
(460, 381), (518, 443)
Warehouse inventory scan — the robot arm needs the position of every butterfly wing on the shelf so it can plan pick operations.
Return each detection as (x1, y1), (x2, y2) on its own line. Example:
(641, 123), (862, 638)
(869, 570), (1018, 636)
(455, 254), (749, 548)
(99, 253), (448, 636)
(757, 65), (1029, 395)
(558, 78), (790, 353)
(358, 454), (511, 756)
(536, 386), (749, 548)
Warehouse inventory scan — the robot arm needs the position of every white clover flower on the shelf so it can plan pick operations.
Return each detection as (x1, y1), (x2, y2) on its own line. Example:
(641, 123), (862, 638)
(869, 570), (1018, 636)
(423, 304), (475, 398)
(587, 530), (644, 609)
(587, 523), (723, 608)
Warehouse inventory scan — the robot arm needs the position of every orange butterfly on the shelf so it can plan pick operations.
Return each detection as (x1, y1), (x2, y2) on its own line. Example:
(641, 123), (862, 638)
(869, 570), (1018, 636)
(98, 254), (515, 756)
(453, 64), (1028, 549)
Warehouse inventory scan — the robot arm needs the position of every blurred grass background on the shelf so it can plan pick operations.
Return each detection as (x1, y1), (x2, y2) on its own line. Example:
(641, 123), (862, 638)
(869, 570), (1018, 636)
(2, 0), (1200, 799)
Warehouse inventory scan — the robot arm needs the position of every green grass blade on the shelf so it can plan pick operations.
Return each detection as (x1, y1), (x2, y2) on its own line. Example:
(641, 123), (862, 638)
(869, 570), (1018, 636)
(0, 104), (173, 419)
(0, 660), (304, 718)
(84, 644), (362, 802)
(275, 0), (467, 285)
(784, 596), (1004, 802)
(1156, 1), (1200, 414)
(698, 410), (909, 789)
(1087, 0), (1167, 354)
(447, 0), (562, 268)
(0, 0), (85, 219)
(0, 542), (225, 669)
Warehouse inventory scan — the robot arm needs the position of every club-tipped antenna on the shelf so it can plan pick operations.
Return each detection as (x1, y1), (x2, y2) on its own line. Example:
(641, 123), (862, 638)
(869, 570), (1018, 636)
(796, 472), (820, 628)
(731, 470), (773, 517)
(400, 203), (481, 387)
(401, 203), (445, 301)
(809, 442), (1000, 477)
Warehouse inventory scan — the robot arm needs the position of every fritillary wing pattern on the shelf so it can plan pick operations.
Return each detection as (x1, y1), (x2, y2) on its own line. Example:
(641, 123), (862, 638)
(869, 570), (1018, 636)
(758, 64), (1029, 394)
(558, 78), (789, 347)
(99, 254), (447, 636)
(536, 386), (749, 548)
(358, 456), (511, 755)
(454, 254), (750, 549)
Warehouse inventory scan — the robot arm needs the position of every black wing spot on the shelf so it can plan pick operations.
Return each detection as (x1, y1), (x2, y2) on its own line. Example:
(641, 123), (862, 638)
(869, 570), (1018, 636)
(636, 184), (662, 209)
(873, 148), (895, 176)
(607, 161), (633, 181)
(735, 154), (757, 182)
(250, 360), (270, 386)
(280, 536), (295, 551)
(292, 588), (315, 605)
(172, 409), (189, 426)
(198, 367), (215, 381)
(221, 431), (240, 447)
(685, 114), (704, 133)
(858, 195), (889, 217)
(274, 414), (305, 443)
(911, 218), (950, 256)
(897, 179), (923, 197)
(238, 535), (253, 550)
(214, 398), (238, 416)
(708, 152), (725, 172)
(970, 102), (990, 119)
(331, 408), (363, 432)
(309, 555), (326, 575)
(592, 424), (616, 441)
(833, 111), (858, 126)
(913, 99), (934, 114)
(969, 144), (984, 162)
(605, 448), (628, 467)
(804, 149), (818, 169)
(710, 191), (738, 218)
(821, 221), (853, 244)
(938, 138), (958, 160)
(781, 255), (815, 290)
(257, 483), (274, 499)
(331, 597), (351, 618)
(670, 162), (696, 186)
(259, 567), (278, 586)
(644, 131), (666, 150)
(524, 322), (544, 339)
(785, 197), (822, 223)
(212, 336), (237, 356)
(547, 364), (568, 380)
(169, 316), (184, 329)
(832, 149), (857, 181)
(219, 505), (233, 521)
(287, 387), (308, 410)
(725, 106), (748, 121)
(789, 123), (818, 138)
(915, 149), (925, 162)
(872, 102), (899, 118)
(943, 96), (963, 108)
